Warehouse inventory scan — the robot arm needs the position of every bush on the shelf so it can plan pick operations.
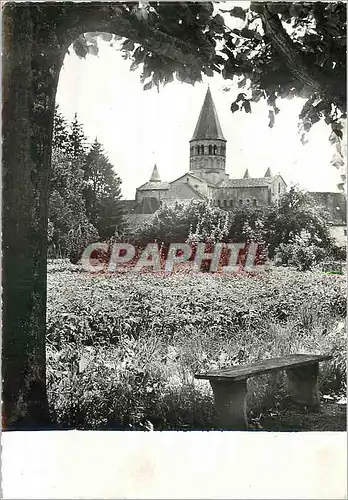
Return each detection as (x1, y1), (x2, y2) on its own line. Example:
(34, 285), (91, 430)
(329, 244), (347, 262)
(275, 231), (327, 271)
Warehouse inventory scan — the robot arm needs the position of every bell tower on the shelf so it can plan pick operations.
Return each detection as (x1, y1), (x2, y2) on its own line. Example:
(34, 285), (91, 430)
(189, 87), (227, 185)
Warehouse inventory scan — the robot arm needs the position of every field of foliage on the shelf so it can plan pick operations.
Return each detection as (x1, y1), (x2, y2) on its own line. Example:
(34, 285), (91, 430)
(46, 259), (346, 430)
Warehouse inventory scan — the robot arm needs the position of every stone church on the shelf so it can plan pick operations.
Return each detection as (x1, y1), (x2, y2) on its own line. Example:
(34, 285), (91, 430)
(123, 87), (346, 244)
(123, 87), (287, 217)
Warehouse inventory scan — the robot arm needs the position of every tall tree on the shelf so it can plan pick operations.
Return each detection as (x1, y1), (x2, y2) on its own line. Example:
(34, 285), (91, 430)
(84, 139), (124, 240)
(50, 108), (99, 262)
(52, 105), (70, 154)
(49, 150), (99, 263)
(67, 113), (87, 161)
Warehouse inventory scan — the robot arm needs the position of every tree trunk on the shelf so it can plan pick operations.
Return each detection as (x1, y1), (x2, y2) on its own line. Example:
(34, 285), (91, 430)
(2, 4), (63, 428)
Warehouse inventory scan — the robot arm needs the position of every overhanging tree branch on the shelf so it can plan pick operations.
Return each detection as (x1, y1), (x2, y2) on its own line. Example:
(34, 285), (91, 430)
(51, 4), (210, 71)
(260, 4), (345, 111)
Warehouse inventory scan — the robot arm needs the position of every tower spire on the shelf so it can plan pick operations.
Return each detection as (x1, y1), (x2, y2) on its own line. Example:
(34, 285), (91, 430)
(191, 87), (225, 141)
(189, 87), (227, 185)
(150, 164), (161, 182)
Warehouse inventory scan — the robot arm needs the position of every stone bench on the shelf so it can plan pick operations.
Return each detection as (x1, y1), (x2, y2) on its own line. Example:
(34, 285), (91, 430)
(195, 353), (332, 430)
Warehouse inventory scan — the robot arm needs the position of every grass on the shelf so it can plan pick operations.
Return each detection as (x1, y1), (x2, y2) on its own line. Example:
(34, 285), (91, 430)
(46, 260), (347, 430)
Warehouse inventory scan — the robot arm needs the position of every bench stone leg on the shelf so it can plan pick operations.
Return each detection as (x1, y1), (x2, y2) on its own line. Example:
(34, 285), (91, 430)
(286, 363), (320, 408)
(209, 379), (248, 430)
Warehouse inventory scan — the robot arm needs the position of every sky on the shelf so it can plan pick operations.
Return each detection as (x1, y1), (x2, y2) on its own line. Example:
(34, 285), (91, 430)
(56, 36), (342, 200)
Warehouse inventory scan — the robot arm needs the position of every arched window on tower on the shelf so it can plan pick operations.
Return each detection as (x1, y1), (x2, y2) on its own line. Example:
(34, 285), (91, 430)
(253, 199), (257, 206)
(201, 144), (205, 155)
(209, 145), (213, 154)
(278, 183), (281, 194)
(213, 145), (217, 155)
(229, 199), (233, 208)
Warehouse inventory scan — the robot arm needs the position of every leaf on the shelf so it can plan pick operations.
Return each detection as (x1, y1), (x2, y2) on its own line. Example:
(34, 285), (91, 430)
(240, 27), (256, 39)
(213, 13), (225, 25)
(202, 67), (214, 77)
(130, 60), (140, 71)
(236, 92), (246, 102)
(303, 121), (312, 132)
(122, 39), (135, 52)
(73, 37), (88, 59)
(143, 80), (154, 91)
(238, 77), (247, 88)
(99, 32), (113, 42)
(164, 73), (174, 85)
(229, 6), (246, 20)
(329, 131), (340, 144)
(87, 44), (99, 56)
(84, 33), (98, 43)
(132, 46), (146, 65)
(252, 89), (263, 102)
(230, 102), (239, 113)
(242, 100), (251, 113)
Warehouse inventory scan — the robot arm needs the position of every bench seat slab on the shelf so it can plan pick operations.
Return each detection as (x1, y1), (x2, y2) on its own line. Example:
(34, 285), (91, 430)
(195, 354), (332, 382)
(286, 362), (320, 408)
(210, 379), (248, 430)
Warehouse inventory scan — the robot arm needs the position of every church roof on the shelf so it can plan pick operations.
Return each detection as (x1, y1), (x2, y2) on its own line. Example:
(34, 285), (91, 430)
(138, 164), (169, 191)
(243, 169), (250, 179)
(264, 167), (272, 177)
(218, 177), (273, 188)
(137, 181), (169, 191)
(191, 87), (226, 141)
(171, 172), (215, 188)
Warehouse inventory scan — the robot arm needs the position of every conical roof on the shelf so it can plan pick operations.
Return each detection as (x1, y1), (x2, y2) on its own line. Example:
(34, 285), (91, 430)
(243, 169), (250, 179)
(150, 164), (161, 182)
(264, 167), (272, 178)
(191, 87), (226, 141)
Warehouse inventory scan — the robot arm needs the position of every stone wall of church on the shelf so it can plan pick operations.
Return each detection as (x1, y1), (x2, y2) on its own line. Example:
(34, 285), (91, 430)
(162, 181), (203, 202)
(170, 175), (209, 198)
(214, 186), (270, 208)
(136, 188), (165, 204)
(329, 224), (347, 247)
(270, 176), (287, 203)
(309, 192), (346, 224)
